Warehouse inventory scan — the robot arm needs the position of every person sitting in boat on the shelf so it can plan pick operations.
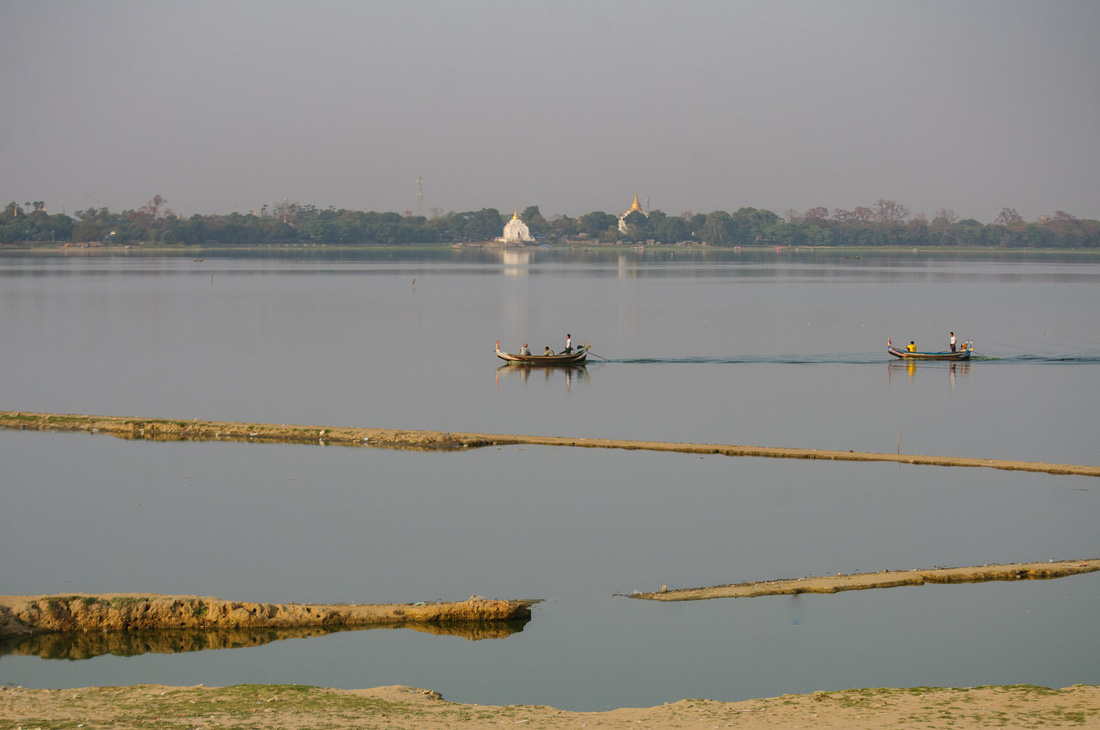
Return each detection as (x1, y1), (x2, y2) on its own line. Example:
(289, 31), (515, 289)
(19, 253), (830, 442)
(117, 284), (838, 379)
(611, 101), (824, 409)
(907, 341), (917, 352)
(519, 343), (530, 356)
(543, 346), (553, 356)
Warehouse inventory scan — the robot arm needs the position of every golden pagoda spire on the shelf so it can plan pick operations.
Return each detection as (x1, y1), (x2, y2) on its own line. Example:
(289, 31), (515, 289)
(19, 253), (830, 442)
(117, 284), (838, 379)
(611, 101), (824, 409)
(629, 193), (642, 213)
(513, 207), (519, 220)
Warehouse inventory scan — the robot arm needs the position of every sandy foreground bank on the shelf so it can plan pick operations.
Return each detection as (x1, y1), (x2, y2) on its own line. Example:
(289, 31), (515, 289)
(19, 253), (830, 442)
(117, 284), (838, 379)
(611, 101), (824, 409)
(1, 684), (1097, 729)
(3, 410), (1099, 477)
(0, 594), (530, 640)
(634, 560), (1100, 601)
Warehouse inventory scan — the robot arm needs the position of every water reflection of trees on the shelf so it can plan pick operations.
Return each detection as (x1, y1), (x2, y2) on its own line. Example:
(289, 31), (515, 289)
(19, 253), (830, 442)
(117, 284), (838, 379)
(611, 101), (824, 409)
(0, 619), (529, 660)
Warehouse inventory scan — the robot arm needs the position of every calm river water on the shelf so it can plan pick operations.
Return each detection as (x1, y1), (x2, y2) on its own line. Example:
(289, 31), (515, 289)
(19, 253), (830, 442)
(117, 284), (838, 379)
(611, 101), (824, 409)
(1, 247), (1097, 709)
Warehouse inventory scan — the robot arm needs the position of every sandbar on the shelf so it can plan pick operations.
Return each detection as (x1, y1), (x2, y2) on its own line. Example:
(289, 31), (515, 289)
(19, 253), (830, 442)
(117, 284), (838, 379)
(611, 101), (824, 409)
(633, 560), (1099, 601)
(0, 594), (531, 640)
(3, 410), (1098, 477)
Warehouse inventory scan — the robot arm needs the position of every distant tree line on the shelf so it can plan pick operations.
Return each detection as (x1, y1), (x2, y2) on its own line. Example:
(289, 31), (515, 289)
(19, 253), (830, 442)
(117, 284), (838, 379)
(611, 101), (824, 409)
(3, 197), (1098, 248)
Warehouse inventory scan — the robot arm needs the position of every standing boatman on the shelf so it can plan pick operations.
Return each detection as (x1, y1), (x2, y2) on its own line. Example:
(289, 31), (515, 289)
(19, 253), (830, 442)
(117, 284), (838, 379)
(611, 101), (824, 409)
(563, 334), (573, 354)
(949, 332), (957, 352)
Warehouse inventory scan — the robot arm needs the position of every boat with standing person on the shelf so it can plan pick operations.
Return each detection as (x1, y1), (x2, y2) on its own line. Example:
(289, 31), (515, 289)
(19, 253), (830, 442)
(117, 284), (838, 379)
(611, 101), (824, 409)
(496, 340), (591, 365)
(887, 338), (972, 361)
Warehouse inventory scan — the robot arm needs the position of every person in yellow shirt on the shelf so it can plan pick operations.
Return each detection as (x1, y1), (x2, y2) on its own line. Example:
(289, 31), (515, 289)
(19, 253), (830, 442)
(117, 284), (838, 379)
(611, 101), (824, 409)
(906, 341), (917, 352)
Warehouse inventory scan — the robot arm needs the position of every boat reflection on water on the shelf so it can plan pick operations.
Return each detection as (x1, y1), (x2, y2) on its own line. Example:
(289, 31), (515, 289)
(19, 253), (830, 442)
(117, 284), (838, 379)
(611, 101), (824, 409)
(496, 363), (589, 389)
(0, 619), (530, 660)
(888, 360), (970, 388)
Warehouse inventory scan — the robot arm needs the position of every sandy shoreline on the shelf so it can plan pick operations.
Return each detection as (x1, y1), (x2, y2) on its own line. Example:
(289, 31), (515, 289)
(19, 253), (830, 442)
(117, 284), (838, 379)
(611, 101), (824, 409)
(2, 683), (1097, 729)
(4, 410), (1099, 477)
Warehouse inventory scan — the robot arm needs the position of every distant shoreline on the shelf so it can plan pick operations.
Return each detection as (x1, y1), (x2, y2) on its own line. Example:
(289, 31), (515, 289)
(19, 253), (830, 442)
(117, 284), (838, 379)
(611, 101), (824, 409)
(3, 240), (1100, 256)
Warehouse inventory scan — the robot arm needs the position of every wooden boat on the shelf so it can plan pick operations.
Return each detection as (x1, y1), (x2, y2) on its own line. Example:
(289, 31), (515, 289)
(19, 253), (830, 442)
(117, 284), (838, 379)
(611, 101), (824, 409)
(887, 338), (972, 361)
(496, 340), (591, 365)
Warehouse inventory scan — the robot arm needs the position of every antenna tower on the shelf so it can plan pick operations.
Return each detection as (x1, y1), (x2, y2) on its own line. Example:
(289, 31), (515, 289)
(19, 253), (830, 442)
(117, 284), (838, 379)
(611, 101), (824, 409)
(416, 176), (423, 216)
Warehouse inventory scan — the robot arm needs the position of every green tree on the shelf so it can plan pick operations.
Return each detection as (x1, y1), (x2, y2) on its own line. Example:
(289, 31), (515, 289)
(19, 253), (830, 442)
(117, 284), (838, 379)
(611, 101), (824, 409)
(685, 213), (706, 239)
(731, 207), (781, 245)
(184, 215), (207, 245)
(1, 202), (21, 222)
(455, 208), (503, 241)
(701, 211), (734, 245)
(578, 211), (616, 239)
(645, 210), (667, 240)
(547, 214), (579, 239)
(802, 225), (833, 246)
(129, 195), (176, 243)
(654, 214), (689, 243)
(520, 206), (547, 236)
(620, 210), (648, 241)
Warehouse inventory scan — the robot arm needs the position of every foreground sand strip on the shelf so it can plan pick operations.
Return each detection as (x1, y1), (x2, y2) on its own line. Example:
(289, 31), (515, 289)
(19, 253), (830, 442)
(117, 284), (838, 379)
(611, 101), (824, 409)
(1, 683), (1097, 729)
(0, 594), (532, 640)
(633, 560), (1100, 601)
(3, 410), (1099, 477)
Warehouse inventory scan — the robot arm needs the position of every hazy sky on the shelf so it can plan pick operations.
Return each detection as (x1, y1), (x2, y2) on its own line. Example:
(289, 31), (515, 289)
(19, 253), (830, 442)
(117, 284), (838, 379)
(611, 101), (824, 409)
(3, 1), (1098, 222)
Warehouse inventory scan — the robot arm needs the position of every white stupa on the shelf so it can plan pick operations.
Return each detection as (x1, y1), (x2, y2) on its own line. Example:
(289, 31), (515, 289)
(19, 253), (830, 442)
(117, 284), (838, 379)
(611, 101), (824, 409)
(501, 208), (534, 243)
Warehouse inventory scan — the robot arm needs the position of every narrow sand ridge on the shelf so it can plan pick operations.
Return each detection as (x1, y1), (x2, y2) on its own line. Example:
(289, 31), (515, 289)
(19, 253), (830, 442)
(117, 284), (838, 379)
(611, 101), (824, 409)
(633, 560), (1099, 601)
(0, 594), (532, 640)
(3, 410), (1099, 477)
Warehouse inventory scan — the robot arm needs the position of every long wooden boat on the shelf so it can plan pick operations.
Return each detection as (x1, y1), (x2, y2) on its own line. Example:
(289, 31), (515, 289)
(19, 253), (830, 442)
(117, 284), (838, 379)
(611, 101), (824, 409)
(496, 340), (591, 365)
(887, 338), (972, 361)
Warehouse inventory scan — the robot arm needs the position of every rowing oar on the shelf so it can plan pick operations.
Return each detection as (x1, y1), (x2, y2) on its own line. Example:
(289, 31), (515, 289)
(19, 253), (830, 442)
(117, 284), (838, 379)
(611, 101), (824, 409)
(588, 351), (612, 362)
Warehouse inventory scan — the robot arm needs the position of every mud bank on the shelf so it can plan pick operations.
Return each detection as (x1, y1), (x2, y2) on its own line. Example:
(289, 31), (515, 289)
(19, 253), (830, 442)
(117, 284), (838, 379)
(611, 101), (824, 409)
(0, 594), (532, 640)
(4, 410), (1099, 477)
(633, 560), (1099, 601)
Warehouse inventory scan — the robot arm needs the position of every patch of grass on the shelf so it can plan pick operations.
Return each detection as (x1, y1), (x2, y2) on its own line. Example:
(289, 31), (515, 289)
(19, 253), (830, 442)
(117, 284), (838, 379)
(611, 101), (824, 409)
(149, 684), (413, 721)
(38, 595), (108, 617)
(993, 684), (1058, 697)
